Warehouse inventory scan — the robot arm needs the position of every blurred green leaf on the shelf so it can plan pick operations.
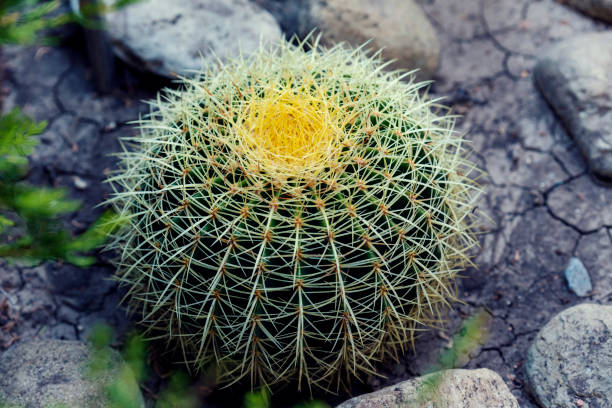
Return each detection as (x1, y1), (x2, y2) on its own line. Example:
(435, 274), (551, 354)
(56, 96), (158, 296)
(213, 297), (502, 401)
(156, 371), (199, 408)
(67, 211), (126, 252)
(13, 187), (81, 217)
(0, 108), (45, 182)
(293, 401), (330, 408)
(0, 108), (122, 265)
(89, 323), (114, 350)
(437, 310), (490, 370)
(107, 364), (143, 408)
(0, 107), (44, 156)
(87, 324), (142, 408)
(0, 0), (66, 45)
(243, 388), (271, 408)
(0, 0), (141, 45)
(122, 332), (147, 383)
(0, 215), (14, 233)
(416, 310), (491, 403)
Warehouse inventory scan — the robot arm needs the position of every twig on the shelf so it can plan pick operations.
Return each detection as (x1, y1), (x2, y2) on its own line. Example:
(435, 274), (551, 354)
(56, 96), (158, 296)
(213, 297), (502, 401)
(0, 287), (17, 307)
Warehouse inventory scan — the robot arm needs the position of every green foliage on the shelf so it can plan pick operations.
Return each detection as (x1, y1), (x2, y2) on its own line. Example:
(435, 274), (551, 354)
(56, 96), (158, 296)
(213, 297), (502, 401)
(88, 323), (201, 408)
(417, 310), (491, 403)
(155, 372), (199, 408)
(108, 38), (481, 391)
(0, 107), (123, 265)
(243, 388), (329, 408)
(293, 402), (330, 408)
(0, 0), (70, 45)
(0, 107), (45, 176)
(243, 388), (271, 408)
(0, 0), (142, 45)
(87, 324), (146, 408)
(122, 330), (148, 383)
(436, 309), (490, 370)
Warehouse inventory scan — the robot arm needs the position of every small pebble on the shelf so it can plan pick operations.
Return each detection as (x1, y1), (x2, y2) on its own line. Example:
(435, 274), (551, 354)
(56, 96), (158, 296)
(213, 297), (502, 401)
(563, 257), (592, 297)
(104, 121), (118, 132)
(73, 176), (89, 190)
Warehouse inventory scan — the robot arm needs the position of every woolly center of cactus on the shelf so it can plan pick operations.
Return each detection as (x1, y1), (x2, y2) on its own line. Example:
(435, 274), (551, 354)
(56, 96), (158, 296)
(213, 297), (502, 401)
(237, 85), (342, 175)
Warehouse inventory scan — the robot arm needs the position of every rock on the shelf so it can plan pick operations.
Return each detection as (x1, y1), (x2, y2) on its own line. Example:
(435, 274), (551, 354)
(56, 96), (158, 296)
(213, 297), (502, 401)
(526, 303), (612, 408)
(260, 0), (440, 79)
(564, 257), (593, 297)
(575, 229), (612, 300)
(336, 368), (519, 408)
(562, 0), (612, 23)
(73, 176), (89, 190)
(104, 0), (281, 78)
(0, 339), (144, 408)
(534, 32), (612, 178)
(546, 175), (612, 234)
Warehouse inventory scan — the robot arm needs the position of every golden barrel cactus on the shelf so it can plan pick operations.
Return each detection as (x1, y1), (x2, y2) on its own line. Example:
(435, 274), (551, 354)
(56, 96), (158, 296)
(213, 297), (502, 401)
(107, 38), (480, 391)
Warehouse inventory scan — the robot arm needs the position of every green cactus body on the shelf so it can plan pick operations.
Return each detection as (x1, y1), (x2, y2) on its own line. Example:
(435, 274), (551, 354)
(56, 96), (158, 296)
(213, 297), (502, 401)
(107, 39), (480, 391)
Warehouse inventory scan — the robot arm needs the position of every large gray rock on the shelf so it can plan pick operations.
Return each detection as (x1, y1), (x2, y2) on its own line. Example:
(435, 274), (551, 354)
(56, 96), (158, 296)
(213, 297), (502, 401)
(534, 32), (612, 178)
(0, 339), (144, 408)
(526, 303), (612, 408)
(336, 368), (519, 408)
(104, 0), (281, 77)
(258, 0), (440, 79)
(563, 0), (612, 22)
(547, 175), (612, 234)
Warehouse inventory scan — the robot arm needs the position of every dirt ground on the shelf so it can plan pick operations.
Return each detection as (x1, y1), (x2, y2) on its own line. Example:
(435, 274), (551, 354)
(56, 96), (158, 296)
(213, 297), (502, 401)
(1, 1), (611, 407)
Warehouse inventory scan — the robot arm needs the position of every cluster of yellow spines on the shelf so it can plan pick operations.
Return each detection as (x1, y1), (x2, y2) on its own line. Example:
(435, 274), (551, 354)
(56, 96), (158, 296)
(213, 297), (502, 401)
(107, 38), (480, 391)
(237, 79), (343, 175)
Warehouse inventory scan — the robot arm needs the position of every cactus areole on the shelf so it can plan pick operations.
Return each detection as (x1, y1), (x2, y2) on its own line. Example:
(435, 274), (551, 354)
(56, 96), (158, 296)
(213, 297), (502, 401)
(107, 39), (480, 391)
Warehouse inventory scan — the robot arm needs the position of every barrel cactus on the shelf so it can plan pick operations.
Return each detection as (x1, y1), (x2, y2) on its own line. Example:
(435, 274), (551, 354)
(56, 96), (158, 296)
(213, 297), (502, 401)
(107, 38), (480, 391)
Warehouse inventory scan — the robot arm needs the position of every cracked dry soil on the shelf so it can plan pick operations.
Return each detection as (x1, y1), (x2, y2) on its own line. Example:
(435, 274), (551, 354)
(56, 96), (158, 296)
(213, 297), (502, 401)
(1, 1), (611, 407)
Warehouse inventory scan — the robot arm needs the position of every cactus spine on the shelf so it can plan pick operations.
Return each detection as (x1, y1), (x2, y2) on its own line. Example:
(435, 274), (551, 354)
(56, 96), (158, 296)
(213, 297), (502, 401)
(107, 38), (480, 391)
